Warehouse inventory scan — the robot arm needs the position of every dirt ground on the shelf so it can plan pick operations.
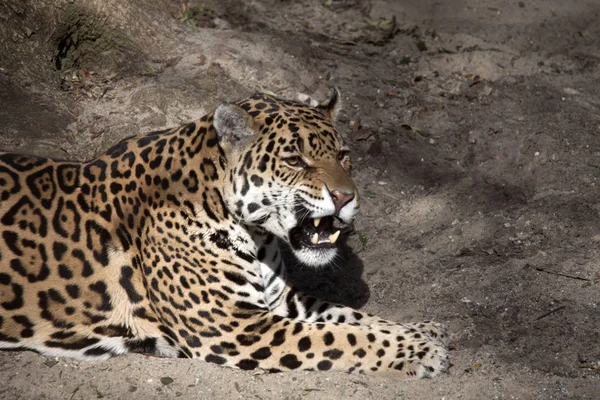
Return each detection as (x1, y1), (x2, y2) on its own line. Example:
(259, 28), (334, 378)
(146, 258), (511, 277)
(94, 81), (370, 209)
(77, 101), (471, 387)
(1, 0), (600, 398)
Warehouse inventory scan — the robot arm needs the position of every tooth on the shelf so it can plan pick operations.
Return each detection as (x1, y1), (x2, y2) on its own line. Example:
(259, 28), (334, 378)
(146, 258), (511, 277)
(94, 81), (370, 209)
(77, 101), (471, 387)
(311, 233), (319, 244)
(313, 217), (321, 227)
(329, 230), (340, 244)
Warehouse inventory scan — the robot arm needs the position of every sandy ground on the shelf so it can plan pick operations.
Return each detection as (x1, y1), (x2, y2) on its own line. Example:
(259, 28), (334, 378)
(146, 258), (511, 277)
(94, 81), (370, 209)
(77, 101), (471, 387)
(1, 0), (600, 398)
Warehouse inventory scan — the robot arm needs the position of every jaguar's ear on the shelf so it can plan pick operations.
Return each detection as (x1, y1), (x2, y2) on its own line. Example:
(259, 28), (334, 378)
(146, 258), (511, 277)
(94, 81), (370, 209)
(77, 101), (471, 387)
(213, 103), (255, 148)
(318, 87), (341, 121)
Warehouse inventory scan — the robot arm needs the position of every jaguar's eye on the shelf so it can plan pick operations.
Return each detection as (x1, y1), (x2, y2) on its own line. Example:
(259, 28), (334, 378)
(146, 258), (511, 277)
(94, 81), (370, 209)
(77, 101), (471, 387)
(284, 156), (306, 168)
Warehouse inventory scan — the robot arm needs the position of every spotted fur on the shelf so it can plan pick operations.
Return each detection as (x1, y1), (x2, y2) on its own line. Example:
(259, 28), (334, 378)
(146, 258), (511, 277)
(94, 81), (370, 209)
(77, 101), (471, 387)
(0, 91), (449, 378)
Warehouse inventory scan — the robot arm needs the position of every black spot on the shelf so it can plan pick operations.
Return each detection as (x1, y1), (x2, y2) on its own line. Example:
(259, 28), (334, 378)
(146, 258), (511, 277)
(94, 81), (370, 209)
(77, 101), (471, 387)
(106, 141), (129, 158)
(210, 345), (224, 354)
(110, 182), (123, 195)
(298, 336), (311, 352)
(258, 154), (270, 172)
(270, 329), (286, 346)
(139, 148), (152, 163)
(149, 156), (163, 170)
(120, 266), (144, 303)
(0, 273), (11, 285)
(250, 347), (272, 360)
(317, 360), (333, 371)
(236, 334), (261, 346)
(323, 331), (334, 346)
(265, 141), (275, 153)
(367, 333), (376, 343)
(93, 324), (131, 337)
(65, 284), (79, 299)
(237, 359), (259, 370)
(83, 159), (107, 183)
(84, 346), (114, 357)
(45, 337), (100, 350)
(137, 134), (160, 147)
(250, 174), (263, 187)
(52, 242), (68, 261)
(72, 249), (94, 277)
(1, 283), (23, 310)
(223, 271), (246, 286)
(25, 166), (56, 209)
(279, 354), (302, 370)
(0, 165), (21, 201)
(189, 292), (201, 304)
(126, 337), (158, 354)
(89, 281), (112, 311)
(353, 349), (366, 358)
(323, 349), (344, 360)
(205, 354), (227, 365)
(240, 176), (250, 196)
(50, 331), (76, 340)
(2, 196), (48, 237)
(56, 164), (80, 194)
(347, 333), (357, 346)
(85, 220), (111, 267)
(2, 231), (21, 256)
(247, 203), (260, 214)
(58, 265), (73, 279)
(116, 223), (132, 251)
(0, 333), (18, 343)
(235, 301), (264, 311)
(0, 153), (46, 172)
(135, 164), (145, 178)
(209, 229), (233, 250)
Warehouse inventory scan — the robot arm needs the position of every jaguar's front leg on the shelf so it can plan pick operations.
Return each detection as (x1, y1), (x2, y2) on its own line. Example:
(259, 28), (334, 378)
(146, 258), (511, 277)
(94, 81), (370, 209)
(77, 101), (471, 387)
(271, 286), (449, 348)
(197, 312), (449, 379)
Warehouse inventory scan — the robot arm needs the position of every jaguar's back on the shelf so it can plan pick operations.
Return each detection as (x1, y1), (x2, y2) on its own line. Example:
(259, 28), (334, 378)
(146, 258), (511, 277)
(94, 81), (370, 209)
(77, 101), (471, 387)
(0, 119), (218, 358)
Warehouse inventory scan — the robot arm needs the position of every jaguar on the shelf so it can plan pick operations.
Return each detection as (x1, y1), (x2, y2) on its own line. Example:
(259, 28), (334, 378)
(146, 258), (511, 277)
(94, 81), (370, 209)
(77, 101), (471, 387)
(0, 90), (449, 378)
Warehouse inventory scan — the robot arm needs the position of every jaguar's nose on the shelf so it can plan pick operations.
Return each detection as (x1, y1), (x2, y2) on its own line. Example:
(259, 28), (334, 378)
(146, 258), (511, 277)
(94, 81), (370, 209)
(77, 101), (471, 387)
(330, 189), (355, 215)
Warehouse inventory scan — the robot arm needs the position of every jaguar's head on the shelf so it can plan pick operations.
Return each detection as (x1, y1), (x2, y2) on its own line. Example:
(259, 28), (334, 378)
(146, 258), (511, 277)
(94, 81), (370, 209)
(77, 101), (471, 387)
(215, 90), (359, 267)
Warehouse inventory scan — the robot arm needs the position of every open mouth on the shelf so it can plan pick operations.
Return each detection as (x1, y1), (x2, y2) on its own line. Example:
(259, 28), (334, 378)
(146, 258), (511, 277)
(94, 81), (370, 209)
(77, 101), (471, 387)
(289, 216), (343, 249)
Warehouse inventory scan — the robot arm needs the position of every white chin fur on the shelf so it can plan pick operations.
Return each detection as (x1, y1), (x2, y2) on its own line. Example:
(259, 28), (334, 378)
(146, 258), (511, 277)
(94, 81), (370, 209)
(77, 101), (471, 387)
(293, 247), (338, 267)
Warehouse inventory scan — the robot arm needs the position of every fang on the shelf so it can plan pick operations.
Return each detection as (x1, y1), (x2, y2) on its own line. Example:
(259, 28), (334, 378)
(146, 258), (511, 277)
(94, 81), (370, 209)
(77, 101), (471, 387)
(313, 217), (321, 227)
(329, 230), (340, 244)
(311, 233), (319, 244)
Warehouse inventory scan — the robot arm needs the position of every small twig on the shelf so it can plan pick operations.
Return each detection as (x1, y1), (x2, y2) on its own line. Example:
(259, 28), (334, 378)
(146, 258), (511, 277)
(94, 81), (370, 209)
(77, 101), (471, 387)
(579, 363), (600, 371)
(533, 266), (592, 282)
(536, 305), (566, 320)
(96, 87), (109, 103)
(587, 162), (600, 169)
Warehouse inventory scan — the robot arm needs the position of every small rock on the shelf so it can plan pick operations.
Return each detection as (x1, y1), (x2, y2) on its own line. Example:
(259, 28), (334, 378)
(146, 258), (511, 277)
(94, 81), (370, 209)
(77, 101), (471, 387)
(563, 88), (580, 95)
(43, 359), (59, 368)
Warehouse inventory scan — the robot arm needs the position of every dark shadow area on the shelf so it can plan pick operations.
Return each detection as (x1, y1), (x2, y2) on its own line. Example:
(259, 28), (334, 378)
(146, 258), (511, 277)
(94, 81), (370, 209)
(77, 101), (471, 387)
(282, 239), (370, 309)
